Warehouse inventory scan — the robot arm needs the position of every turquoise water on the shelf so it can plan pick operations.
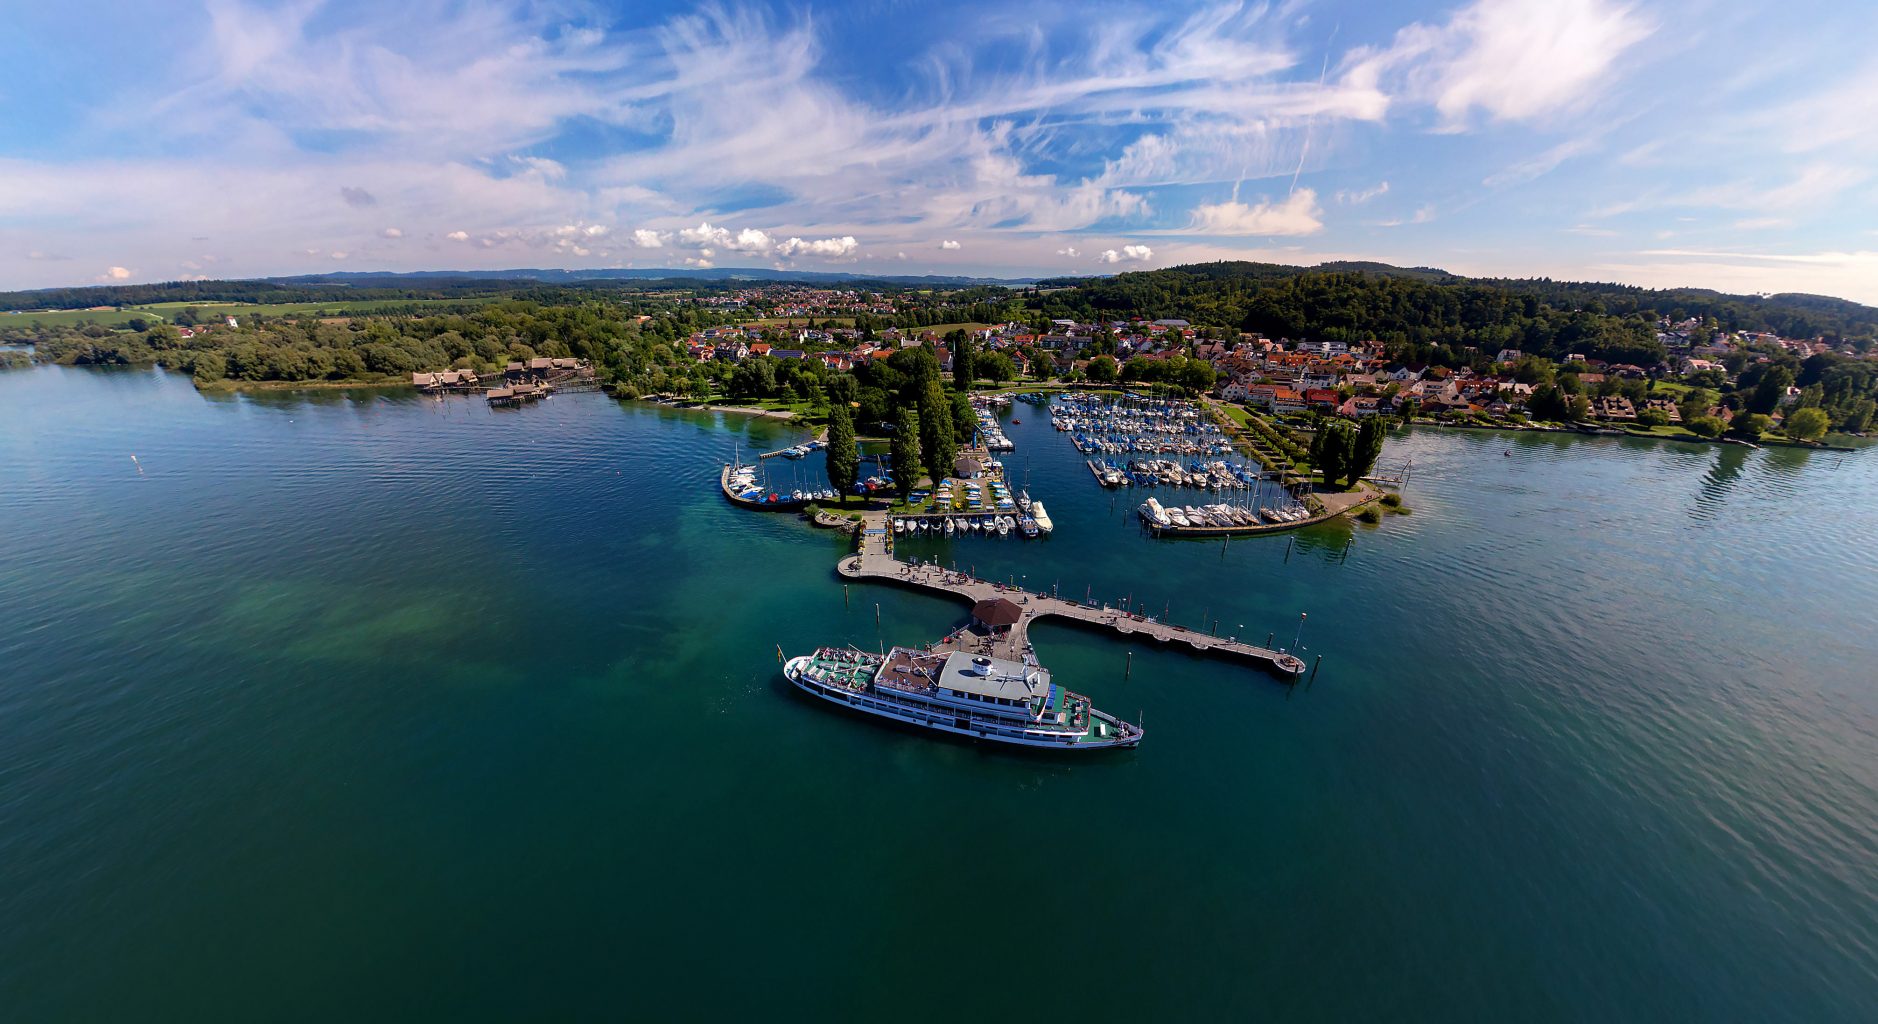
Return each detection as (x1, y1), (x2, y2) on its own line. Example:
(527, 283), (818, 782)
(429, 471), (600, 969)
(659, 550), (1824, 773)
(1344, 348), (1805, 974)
(2, 366), (1875, 1020)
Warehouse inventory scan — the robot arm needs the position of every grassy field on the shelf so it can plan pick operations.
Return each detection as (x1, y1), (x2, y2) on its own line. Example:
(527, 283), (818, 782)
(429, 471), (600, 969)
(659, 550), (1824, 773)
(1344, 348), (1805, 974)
(2, 308), (156, 328)
(126, 297), (503, 320)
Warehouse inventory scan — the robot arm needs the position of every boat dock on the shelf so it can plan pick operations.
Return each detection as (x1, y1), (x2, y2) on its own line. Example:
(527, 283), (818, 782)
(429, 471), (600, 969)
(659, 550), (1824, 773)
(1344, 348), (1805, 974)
(840, 513), (1307, 681)
(1141, 487), (1381, 537)
(719, 463), (813, 511)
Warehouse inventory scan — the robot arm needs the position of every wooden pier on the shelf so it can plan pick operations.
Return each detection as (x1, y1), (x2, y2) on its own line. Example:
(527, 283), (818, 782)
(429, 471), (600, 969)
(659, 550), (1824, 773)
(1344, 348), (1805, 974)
(839, 513), (1307, 681)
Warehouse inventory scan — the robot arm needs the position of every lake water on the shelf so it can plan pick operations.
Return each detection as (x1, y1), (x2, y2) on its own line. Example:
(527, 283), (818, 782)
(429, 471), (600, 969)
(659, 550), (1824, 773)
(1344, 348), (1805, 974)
(2, 365), (1875, 1021)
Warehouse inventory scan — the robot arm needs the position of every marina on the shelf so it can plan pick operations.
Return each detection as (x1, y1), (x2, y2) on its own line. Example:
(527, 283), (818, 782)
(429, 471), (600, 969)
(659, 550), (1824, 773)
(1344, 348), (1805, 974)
(1044, 392), (1349, 534)
(719, 446), (844, 510)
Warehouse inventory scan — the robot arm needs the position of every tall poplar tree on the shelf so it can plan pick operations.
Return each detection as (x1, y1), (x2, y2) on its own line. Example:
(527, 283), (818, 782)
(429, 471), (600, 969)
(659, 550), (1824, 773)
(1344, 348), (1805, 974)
(891, 406), (922, 499)
(1347, 417), (1386, 486)
(917, 379), (956, 482)
(824, 404), (859, 503)
(952, 332), (975, 392)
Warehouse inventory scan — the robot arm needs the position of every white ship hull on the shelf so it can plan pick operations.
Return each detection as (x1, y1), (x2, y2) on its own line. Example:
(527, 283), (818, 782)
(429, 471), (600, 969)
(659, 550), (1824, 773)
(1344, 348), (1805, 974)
(784, 657), (1141, 750)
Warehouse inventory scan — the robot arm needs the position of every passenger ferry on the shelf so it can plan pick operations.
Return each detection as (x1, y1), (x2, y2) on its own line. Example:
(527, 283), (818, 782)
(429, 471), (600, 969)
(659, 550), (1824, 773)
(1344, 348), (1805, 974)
(783, 646), (1142, 750)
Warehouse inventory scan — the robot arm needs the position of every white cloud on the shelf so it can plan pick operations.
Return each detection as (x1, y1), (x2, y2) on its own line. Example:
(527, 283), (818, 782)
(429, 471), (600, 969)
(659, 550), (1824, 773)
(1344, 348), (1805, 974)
(728, 228), (773, 253)
(939, 240), (961, 250)
(329, 250), (348, 260)
(776, 235), (858, 259)
(631, 228), (665, 248)
(1336, 181), (1390, 205)
(1374, 204), (1437, 228)
(1056, 246), (1081, 257)
(512, 156), (567, 181)
(1096, 245), (1154, 264)
(678, 222), (733, 248)
(1191, 189), (1324, 236)
(445, 230), (469, 242)
(380, 227), (403, 238)
(1348, 0), (1654, 127)
(1483, 136), (1599, 188)
(98, 265), (132, 281)
(682, 256), (713, 268)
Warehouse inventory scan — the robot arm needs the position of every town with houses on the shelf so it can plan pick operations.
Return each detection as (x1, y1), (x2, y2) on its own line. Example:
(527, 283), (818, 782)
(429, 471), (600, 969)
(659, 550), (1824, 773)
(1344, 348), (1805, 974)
(666, 286), (1852, 432)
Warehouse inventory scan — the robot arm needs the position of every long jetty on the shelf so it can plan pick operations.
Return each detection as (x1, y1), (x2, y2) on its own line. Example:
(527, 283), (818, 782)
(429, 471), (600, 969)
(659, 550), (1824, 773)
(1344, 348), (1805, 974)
(839, 513), (1308, 681)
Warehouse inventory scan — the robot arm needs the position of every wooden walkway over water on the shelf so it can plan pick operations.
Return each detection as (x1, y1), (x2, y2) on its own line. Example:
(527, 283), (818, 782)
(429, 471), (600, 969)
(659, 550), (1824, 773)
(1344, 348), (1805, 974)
(838, 513), (1308, 681)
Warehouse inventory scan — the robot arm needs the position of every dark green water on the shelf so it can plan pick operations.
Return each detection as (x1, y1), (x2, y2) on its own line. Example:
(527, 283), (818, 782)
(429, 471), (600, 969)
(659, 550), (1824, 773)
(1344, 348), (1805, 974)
(3, 366), (1875, 1021)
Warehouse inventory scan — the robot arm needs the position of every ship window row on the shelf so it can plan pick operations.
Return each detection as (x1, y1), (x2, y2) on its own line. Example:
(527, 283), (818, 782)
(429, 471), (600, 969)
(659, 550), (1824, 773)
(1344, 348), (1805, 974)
(951, 690), (1023, 707)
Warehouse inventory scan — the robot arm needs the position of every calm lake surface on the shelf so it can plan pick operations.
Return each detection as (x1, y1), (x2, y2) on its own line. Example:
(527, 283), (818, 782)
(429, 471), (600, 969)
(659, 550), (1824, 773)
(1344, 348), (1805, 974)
(3, 365), (1875, 1021)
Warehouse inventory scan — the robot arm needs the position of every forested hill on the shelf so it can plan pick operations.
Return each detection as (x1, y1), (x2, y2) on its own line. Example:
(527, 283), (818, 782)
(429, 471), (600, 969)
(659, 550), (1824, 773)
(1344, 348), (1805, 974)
(1030, 262), (1878, 362)
(0, 268), (1021, 311)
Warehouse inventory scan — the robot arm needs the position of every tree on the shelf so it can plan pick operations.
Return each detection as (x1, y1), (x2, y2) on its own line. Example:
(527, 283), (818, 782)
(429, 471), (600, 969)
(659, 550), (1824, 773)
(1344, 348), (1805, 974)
(1636, 409), (1670, 427)
(1749, 365), (1794, 415)
(1085, 354), (1119, 383)
(1730, 412), (1772, 439)
(1311, 421), (1355, 489)
(917, 380), (955, 483)
(1688, 415), (1726, 439)
(1784, 406), (1830, 442)
(824, 404), (859, 501)
(891, 406), (921, 497)
(1677, 386), (1715, 424)
(1529, 385), (1569, 421)
(1843, 398), (1876, 433)
(978, 350), (1016, 385)
(1347, 416), (1386, 486)
(950, 391), (976, 444)
(952, 332), (975, 390)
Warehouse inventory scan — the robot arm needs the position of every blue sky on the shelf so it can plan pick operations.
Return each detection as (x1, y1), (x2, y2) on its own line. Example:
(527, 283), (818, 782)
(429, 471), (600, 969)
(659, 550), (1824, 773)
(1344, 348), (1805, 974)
(4, 0), (1877, 302)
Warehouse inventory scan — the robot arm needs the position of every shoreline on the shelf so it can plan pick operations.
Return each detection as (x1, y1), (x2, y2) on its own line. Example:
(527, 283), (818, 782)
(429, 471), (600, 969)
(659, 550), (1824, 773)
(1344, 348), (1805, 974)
(1403, 418), (1861, 452)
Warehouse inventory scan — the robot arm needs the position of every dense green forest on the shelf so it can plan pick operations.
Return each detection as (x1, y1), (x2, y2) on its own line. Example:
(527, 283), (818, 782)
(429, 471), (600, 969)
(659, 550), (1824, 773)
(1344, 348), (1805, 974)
(1030, 262), (1878, 356)
(3, 300), (709, 388)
